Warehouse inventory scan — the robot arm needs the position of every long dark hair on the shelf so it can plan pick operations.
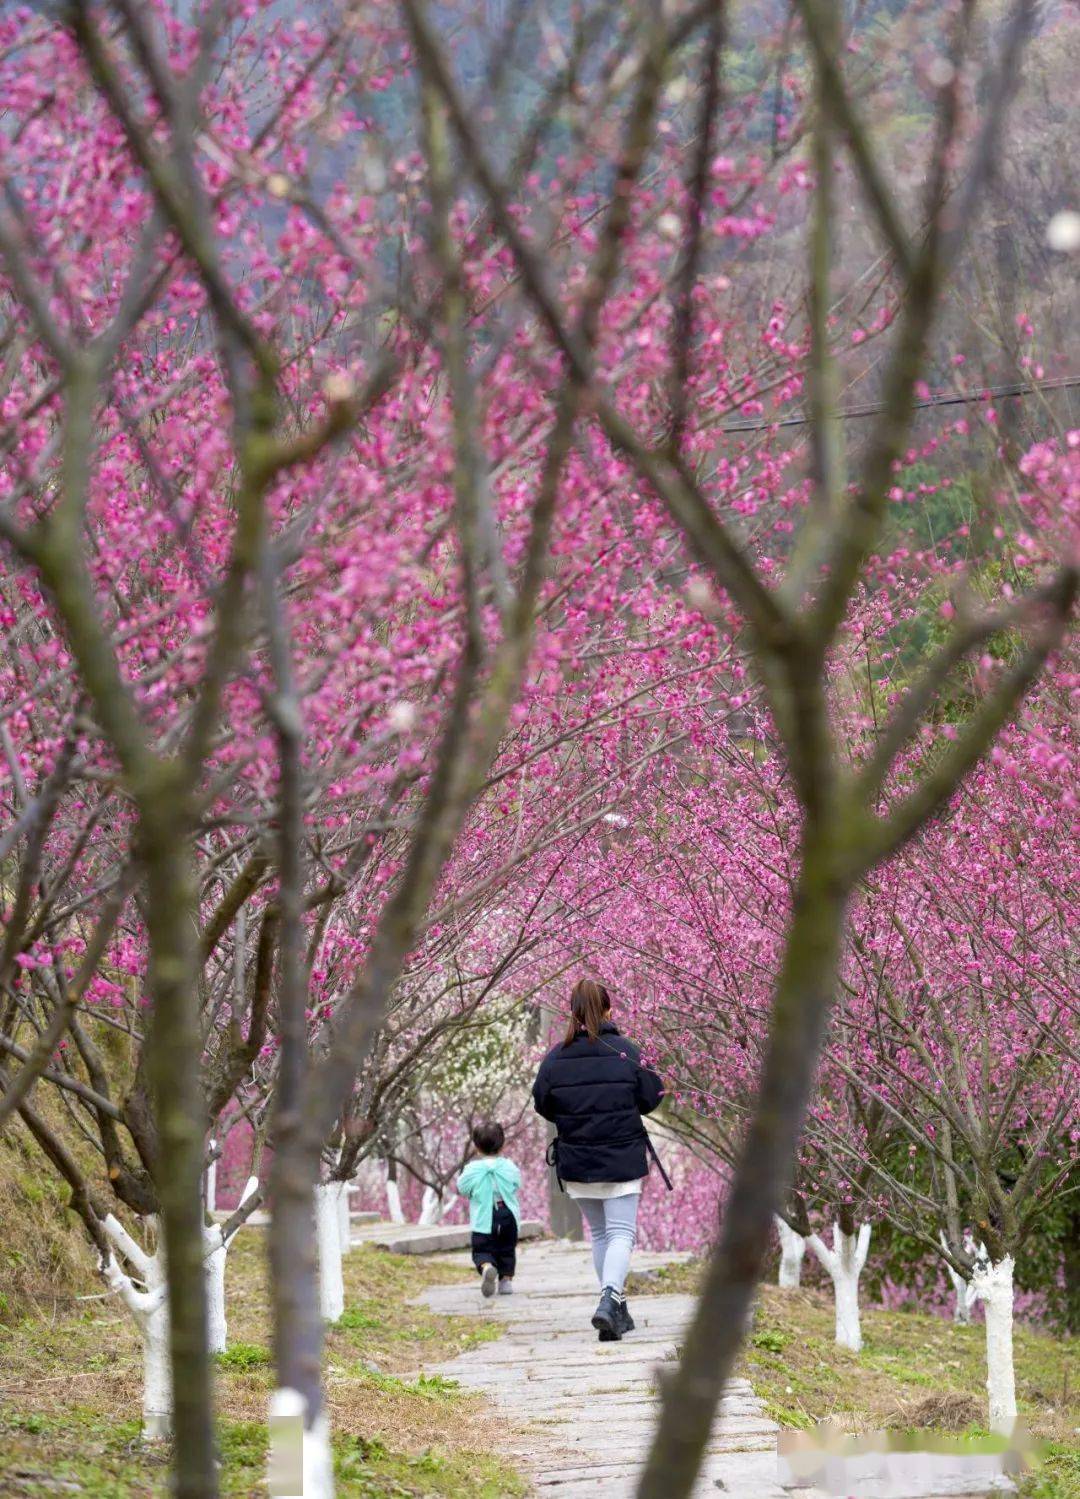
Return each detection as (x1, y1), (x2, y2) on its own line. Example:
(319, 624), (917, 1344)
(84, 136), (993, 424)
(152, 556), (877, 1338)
(563, 978), (612, 1046)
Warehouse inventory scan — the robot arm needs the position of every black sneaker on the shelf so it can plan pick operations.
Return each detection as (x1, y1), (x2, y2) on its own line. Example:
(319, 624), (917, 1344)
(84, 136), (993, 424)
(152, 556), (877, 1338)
(591, 1287), (622, 1342)
(616, 1297), (635, 1334)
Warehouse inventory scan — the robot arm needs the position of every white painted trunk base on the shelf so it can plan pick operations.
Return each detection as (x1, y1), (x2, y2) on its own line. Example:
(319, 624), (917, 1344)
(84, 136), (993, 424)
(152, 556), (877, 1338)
(944, 1260), (976, 1325)
(774, 1216), (807, 1289)
(101, 1215), (171, 1439)
(205, 1233), (228, 1355)
(205, 1144), (217, 1217)
(205, 1174), (259, 1353)
(832, 1269), (862, 1352)
(101, 1179), (260, 1437)
(418, 1186), (457, 1226)
(383, 1165), (405, 1224)
(269, 1387), (335, 1498)
(336, 1181), (352, 1254)
(315, 1184), (345, 1324)
(971, 1253), (1017, 1434)
(141, 1311), (172, 1441)
(808, 1222), (871, 1353)
(941, 1230), (978, 1325)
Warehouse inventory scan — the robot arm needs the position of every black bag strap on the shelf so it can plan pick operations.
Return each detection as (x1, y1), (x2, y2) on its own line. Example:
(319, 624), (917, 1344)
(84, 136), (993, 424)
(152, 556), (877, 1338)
(545, 1136), (565, 1192)
(644, 1130), (674, 1191)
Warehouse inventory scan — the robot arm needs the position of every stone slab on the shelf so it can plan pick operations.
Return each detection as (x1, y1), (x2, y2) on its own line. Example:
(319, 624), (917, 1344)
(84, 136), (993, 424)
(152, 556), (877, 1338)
(351, 1218), (545, 1255)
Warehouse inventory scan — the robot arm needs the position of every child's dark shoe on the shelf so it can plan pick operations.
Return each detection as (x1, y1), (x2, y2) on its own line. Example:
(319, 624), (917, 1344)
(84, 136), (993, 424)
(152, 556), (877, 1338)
(480, 1264), (498, 1298)
(498, 1277), (514, 1295)
(591, 1287), (623, 1342)
(616, 1297), (634, 1334)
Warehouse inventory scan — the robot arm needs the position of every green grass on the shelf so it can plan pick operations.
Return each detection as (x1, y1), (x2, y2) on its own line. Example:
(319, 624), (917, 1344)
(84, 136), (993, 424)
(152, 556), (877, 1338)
(0, 1124), (99, 1325)
(0, 1405), (526, 1497)
(344, 1367), (462, 1399)
(0, 1237), (525, 1496)
(625, 1258), (701, 1296)
(333, 1433), (527, 1497)
(1025, 1447), (1080, 1499)
(215, 1341), (272, 1371)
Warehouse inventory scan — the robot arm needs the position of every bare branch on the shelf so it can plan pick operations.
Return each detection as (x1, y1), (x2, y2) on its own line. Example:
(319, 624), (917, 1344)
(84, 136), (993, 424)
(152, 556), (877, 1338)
(865, 567), (1076, 867)
(0, 871), (132, 1128)
(857, 574), (1075, 804)
(668, 4), (726, 450)
(795, 0), (915, 276)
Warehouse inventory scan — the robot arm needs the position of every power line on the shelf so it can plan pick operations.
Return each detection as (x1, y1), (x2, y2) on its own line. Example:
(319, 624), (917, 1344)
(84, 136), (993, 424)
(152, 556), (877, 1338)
(717, 373), (1080, 433)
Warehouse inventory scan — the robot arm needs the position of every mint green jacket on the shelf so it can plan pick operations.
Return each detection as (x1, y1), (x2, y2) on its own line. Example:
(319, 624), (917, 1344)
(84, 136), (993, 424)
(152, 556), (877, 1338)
(457, 1156), (521, 1234)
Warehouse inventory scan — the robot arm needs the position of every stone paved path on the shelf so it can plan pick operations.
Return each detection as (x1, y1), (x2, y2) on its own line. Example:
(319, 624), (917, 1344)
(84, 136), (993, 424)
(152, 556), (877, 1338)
(416, 1239), (800, 1498)
(416, 1239), (1012, 1499)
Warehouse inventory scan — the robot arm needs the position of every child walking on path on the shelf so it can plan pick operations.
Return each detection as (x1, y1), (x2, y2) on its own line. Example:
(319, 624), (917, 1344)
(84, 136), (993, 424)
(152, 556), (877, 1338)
(457, 1121), (521, 1298)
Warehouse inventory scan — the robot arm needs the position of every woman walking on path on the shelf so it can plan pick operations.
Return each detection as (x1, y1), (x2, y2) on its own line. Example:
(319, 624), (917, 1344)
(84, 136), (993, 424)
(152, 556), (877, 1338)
(532, 979), (667, 1341)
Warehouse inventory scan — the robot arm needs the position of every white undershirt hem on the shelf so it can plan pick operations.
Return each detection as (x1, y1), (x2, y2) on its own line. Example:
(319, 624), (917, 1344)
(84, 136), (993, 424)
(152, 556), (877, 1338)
(563, 1178), (644, 1200)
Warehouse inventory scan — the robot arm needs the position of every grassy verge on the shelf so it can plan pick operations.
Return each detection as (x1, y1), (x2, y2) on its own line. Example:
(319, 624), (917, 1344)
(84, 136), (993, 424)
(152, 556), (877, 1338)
(0, 1235), (525, 1497)
(0, 1128), (98, 1325)
(627, 1261), (1079, 1498)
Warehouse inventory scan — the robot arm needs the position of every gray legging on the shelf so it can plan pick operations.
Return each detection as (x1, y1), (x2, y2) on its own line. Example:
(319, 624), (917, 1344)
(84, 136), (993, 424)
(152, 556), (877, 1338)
(577, 1194), (640, 1293)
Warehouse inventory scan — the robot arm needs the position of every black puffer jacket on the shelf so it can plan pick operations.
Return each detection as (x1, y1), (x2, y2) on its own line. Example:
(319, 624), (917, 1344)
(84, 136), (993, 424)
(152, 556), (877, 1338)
(532, 1021), (665, 1185)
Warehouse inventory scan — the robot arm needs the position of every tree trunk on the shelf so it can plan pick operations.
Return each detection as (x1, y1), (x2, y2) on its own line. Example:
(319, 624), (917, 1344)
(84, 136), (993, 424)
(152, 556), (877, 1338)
(265, 651), (330, 1496)
(204, 1231), (228, 1356)
(141, 1296), (173, 1441)
(268, 1386), (335, 1499)
(972, 1254), (1017, 1434)
(635, 842), (848, 1499)
(808, 1221), (871, 1352)
(269, 1130), (330, 1496)
(944, 1260), (974, 1325)
(419, 1185), (444, 1225)
(101, 1224), (172, 1441)
(1063, 1198), (1080, 1334)
(383, 1159), (405, 1224)
(140, 810), (216, 1495)
(336, 1181), (351, 1254)
(953, 1280), (974, 1325)
(205, 1174), (256, 1354)
(205, 1143), (217, 1217)
(774, 1216), (807, 1289)
(832, 1252), (863, 1351)
(268, 1130), (328, 1499)
(315, 1183), (345, 1324)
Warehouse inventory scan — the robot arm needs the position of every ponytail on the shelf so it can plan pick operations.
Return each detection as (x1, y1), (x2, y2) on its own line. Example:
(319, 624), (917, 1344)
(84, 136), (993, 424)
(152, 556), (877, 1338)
(563, 979), (611, 1046)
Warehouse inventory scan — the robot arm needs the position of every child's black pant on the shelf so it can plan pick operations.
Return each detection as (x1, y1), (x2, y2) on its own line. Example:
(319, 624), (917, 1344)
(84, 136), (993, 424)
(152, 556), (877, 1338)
(471, 1202), (518, 1279)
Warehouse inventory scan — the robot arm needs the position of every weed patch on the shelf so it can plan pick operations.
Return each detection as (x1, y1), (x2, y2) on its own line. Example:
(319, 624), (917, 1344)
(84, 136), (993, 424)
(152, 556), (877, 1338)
(215, 1342), (272, 1371)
